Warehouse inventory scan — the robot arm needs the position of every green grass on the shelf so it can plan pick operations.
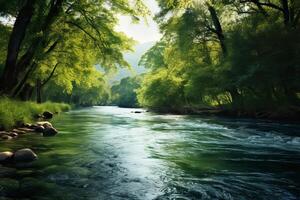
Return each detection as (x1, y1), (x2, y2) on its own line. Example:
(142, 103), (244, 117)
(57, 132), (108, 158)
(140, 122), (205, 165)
(0, 97), (71, 130)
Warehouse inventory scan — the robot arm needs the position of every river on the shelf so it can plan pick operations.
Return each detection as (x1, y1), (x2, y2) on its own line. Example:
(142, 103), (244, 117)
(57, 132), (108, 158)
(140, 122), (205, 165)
(0, 106), (300, 199)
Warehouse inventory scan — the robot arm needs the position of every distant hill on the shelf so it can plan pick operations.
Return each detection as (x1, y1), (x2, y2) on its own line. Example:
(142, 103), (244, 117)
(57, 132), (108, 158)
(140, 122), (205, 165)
(109, 41), (155, 83)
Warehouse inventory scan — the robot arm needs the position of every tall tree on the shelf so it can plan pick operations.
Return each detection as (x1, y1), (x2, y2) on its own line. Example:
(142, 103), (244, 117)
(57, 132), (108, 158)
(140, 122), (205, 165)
(0, 0), (148, 100)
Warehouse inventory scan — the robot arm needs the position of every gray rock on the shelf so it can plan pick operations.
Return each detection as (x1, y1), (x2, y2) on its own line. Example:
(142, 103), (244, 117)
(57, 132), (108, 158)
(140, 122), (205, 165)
(18, 127), (35, 132)
(29, 124), (38, 129)
(23, 123), (32, 128)
(0, 151), (13, 162)
(0, 131), (8, 135)
(43, 111), (53, 119)
(13, 149), (37, 162)
(1, 135), (13, 140)
(34, 126), (44, 133)
(11, 129), (26, 135)
(0, 132), (12, 139)
(36, 121), (53, 128)
(43, 127), (58, 137)
(7, 132), (18, 137)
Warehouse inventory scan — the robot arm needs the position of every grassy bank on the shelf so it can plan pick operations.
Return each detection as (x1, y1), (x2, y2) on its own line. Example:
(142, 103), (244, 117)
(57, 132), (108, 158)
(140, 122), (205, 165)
(0, 97), (71, 130)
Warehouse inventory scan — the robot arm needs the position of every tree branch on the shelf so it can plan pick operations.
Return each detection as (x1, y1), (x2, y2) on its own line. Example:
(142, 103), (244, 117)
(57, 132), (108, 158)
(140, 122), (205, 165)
(44, 39), (60, 54)
(41, 62), (59, 87)
(293, 9), (300, 26)
(66, 21), (98, 43)
(239, 0), (284, 12)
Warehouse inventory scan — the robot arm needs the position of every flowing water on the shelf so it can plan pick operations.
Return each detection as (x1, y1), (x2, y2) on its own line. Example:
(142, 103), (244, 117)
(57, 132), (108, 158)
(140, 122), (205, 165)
(0, 106), (300, 200)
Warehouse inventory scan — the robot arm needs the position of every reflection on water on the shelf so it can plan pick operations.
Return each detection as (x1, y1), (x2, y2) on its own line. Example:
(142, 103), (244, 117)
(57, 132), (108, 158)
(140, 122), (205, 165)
(0, 106), (300, 199)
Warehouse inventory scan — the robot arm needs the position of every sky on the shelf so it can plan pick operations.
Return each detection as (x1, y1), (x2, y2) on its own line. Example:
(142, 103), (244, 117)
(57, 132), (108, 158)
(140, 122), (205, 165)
(116, 0), (162, 44)
(1, 0), (162, 44)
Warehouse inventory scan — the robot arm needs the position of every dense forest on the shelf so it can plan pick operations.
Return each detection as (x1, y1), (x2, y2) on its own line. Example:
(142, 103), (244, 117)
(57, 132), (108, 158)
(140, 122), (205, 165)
(0, 0), (300, 121)
(135, 0), (300, 118)
(0, 0), (148, 105)
(114, 0), (300, 119)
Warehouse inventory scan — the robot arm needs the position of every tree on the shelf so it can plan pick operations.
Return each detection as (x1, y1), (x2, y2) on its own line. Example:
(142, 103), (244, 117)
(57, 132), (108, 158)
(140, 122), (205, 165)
(136, 0), (300, 116)
(0, 0), (148, 102)
(111, 76), (142, 108)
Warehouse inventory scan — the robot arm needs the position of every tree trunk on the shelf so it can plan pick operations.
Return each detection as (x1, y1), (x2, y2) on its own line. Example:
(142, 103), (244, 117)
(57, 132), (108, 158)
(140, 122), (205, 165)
(228, 88), (242, 110)
(0, 0), (36, 94)
(19, 84), (34, 101)
(207, 5), (227, 56)
(252, 0), (269, 17)
(12, 62), (37, 98)
(280, 0), (290, 26)
(0, 0), (63, 97)
(36, 79), (42, 103)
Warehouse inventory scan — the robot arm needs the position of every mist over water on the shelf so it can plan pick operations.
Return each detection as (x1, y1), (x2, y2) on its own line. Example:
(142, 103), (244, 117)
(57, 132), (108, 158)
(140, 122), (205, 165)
(1, 106), (300, 199)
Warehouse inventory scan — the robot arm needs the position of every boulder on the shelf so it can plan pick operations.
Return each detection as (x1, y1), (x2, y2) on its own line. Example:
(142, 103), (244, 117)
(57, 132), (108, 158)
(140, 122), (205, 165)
(7, 132), (18, 137)
(29, 124), (38, 129)
(23, 123), (32, 128)
(18, 127), (35, 132)
(36, 121), (53, 128)
(0, 131), (9, 137)
(134, 111), (142, 113)
(1, 135), (13, 140)
(12, 129), (26, 135)
(0, 151), (13, 162)
(43, 127), (58, 137)
(13, 149), (37, 162)
(34, 126), (45, 133)
(42, 111), (53, 119)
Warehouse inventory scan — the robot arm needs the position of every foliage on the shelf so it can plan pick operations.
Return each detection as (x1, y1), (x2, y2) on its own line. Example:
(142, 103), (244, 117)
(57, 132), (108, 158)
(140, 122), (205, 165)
(0, 0), (148, 104)
(137, 69), (185, 111)
(0, 97), (70, 129)
(0, 23), (10, 75)
(137, 0), (300, 116)
(111, 76), (141, 108)
(43, 65), (110, 106)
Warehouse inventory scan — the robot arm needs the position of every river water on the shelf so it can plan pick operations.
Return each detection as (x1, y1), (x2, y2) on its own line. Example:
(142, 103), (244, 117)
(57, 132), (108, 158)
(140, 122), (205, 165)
(0, 106), (300, 199)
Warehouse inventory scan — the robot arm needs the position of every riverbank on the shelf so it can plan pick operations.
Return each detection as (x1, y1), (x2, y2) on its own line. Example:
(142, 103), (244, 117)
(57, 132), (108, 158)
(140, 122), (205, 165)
(0, 97), (71, 131)
(0, 98), (69, 164)
(147, 106), (300, 122)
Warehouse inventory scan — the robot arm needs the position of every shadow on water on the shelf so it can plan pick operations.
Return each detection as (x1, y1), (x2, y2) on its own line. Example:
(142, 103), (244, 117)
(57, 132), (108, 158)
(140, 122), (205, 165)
(1, 106), (300, 199)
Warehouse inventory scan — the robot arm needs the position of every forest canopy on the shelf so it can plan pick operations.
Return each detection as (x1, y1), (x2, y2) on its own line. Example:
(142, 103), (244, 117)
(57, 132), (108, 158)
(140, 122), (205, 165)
(0, 0), (148, 105)
(0, 0), (299, 119)
(135, 0), (300, 117)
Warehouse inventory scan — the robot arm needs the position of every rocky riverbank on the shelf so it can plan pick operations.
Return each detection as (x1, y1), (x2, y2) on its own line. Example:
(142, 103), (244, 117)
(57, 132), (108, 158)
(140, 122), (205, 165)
(0, 111), (58, 141)
(0, 111), (59, 166)
(0, 148), (37, 163)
